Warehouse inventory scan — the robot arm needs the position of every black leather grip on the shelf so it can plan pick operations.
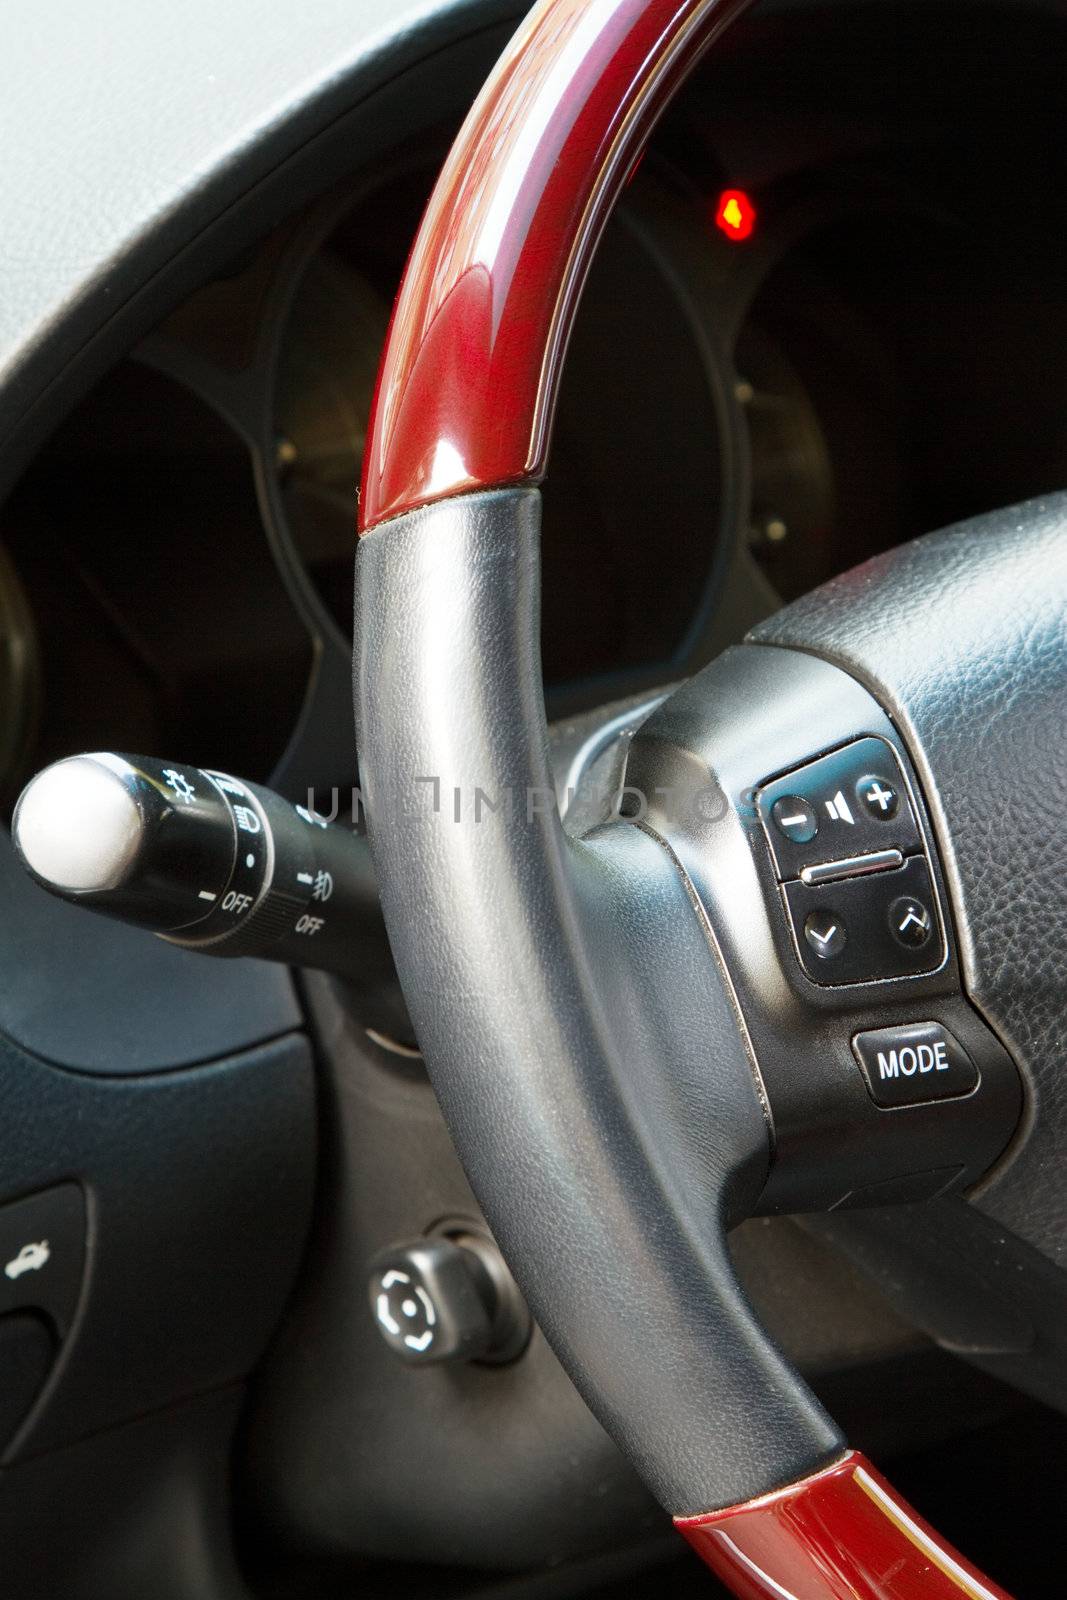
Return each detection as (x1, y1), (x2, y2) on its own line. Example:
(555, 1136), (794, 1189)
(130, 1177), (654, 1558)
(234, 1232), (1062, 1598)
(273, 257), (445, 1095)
(353, 486), (841, 1515)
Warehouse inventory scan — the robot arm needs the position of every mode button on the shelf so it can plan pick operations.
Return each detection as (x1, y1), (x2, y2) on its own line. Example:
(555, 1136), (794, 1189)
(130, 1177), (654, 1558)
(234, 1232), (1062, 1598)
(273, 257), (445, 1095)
(852, 1022), (978, 1109)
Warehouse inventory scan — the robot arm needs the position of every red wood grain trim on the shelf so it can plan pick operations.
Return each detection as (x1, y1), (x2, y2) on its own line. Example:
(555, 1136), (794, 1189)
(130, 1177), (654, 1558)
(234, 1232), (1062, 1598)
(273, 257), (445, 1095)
(358, 0), (751, 530)
(676, 1450), (1015, 1600)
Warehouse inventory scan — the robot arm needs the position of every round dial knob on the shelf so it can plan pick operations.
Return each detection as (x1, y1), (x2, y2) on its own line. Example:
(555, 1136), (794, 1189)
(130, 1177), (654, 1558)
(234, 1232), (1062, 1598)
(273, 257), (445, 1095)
(368, 1233), (530, 1366)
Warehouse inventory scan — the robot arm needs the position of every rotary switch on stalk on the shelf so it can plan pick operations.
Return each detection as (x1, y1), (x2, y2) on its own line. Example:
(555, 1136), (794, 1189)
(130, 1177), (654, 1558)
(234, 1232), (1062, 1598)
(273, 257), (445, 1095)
(13, 752), (378, 982)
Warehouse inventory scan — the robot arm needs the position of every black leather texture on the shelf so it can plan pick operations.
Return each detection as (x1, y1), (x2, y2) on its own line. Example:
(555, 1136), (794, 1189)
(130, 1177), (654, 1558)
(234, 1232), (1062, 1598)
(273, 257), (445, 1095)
(751, 494), (1067, 1270)
(354, 488), (842, 1517)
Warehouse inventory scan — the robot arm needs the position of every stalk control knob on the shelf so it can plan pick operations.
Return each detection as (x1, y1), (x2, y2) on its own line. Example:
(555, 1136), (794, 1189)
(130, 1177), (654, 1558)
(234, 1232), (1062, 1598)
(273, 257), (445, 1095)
(13, 752), (385, 986)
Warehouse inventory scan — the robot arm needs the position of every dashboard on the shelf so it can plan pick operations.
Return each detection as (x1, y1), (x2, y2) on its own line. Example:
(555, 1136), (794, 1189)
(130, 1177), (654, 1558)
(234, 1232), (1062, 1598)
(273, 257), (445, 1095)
(0, 1), (1065, 1596)
(3, 0), (1065, 813)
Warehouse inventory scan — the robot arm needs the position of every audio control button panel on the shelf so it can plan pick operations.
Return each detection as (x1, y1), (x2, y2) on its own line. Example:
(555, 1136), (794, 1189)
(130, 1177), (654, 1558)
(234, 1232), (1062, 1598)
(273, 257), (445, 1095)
(757, 737), (921, 880)
(624, 649), (1022, 1215)
(757, 738), (944, 987)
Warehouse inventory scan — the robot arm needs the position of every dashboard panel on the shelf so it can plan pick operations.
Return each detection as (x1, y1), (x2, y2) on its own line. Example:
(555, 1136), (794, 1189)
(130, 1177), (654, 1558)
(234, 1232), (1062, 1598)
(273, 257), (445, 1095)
(2, 0), (1065, 812)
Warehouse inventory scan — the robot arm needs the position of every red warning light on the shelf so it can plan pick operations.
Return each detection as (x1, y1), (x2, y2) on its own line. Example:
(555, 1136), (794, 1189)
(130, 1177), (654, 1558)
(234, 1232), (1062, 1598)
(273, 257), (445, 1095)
(714, 188), (757, 242)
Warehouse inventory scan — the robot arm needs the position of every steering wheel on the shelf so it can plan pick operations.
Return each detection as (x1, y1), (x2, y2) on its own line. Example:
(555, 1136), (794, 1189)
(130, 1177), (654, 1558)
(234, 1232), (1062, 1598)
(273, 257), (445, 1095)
(353, 0), (1066, 1592)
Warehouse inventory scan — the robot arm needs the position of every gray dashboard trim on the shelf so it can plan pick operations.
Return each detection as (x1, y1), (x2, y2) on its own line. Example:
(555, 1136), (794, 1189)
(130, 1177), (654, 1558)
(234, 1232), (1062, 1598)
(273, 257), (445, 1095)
(0, 0), (521, 494)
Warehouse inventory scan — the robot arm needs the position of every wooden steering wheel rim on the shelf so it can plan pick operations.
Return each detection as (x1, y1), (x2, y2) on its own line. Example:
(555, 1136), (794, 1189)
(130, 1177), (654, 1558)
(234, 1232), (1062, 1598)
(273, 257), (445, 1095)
(358, 0), (750, 531)
(357, 1), (1017, 1594)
